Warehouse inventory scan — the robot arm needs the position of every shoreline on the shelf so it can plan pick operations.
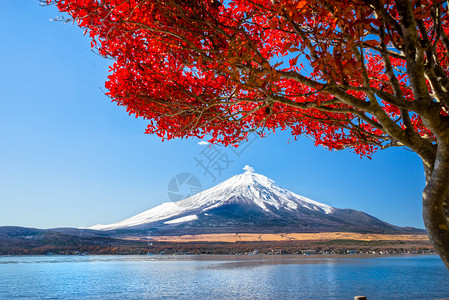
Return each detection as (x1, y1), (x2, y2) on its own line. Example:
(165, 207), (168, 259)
(0, 253), (437, 259)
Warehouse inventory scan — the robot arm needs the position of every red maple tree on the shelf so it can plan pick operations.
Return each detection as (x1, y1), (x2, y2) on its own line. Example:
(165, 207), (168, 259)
(46, 0), (449, 268)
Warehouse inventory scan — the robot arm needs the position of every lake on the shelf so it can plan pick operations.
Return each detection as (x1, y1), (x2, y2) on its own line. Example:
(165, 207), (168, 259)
(0, 255), (448, 299)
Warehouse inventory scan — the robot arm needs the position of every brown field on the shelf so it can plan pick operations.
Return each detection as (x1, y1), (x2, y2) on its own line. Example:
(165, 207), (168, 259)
(146, 232), (429, 243)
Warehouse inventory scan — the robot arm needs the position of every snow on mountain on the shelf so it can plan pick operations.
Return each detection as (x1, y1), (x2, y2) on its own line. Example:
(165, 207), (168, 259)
(164, 215), (198, 224)
(90, 167), (334, 231)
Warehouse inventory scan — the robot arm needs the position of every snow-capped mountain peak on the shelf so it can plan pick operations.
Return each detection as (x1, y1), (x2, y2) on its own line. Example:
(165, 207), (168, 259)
(89, 167), (334, 231)
(206, 168), (333, 214)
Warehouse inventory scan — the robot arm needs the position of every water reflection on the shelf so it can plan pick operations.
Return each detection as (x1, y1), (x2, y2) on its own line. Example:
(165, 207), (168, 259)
(205, 257), (359, 269)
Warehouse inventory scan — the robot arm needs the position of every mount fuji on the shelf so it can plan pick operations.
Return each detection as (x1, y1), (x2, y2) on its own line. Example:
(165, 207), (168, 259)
(90, 166), (422, 236)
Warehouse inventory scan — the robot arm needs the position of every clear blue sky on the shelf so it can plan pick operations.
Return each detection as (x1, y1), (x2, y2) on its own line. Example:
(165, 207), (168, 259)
(0, 1), (425, 229)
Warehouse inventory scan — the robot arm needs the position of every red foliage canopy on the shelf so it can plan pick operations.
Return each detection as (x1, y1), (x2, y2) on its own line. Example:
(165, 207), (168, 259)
(48, 0), (448, 159)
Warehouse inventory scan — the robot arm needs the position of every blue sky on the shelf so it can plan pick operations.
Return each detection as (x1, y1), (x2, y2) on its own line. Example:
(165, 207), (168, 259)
(0, 1), (425, 229)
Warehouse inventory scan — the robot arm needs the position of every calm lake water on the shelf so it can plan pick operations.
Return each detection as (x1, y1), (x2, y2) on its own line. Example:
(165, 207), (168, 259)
(0, 255), (448, 299)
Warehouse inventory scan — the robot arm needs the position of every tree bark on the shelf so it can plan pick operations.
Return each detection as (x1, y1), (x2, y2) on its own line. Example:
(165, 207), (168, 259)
(422, 142), (449, 270)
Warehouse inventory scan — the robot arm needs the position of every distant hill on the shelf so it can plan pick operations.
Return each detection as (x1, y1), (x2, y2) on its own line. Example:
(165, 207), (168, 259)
(0, 225), (431, 256)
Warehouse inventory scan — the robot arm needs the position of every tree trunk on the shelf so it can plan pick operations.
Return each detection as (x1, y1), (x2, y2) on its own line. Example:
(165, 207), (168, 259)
(422, 142), (449, 270)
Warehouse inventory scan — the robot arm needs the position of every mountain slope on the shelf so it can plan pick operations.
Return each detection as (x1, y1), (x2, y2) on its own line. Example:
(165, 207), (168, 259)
(90, 168), (423, 235)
